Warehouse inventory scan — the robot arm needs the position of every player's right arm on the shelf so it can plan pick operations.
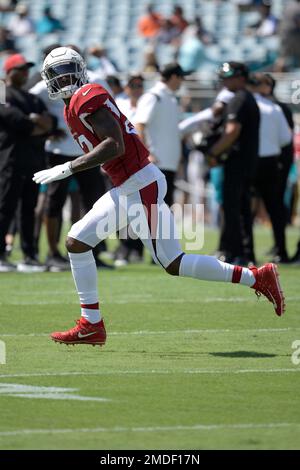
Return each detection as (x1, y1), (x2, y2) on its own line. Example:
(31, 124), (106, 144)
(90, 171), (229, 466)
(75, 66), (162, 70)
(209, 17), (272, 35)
(70, 106), (125, 173)
(33, 105), (125, 184)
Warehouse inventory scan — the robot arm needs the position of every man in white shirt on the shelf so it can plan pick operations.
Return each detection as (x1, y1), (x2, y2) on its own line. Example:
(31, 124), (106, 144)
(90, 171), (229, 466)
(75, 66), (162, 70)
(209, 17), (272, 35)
(116, 73), (144, 122)
(248, 73), (292, 263)
(134, 62), (189, 206)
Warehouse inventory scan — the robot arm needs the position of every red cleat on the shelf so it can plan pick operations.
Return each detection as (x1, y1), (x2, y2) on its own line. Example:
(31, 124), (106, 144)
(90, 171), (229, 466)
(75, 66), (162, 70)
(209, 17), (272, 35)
(250, 263), (285, 316)
(51, 318), (106, 346)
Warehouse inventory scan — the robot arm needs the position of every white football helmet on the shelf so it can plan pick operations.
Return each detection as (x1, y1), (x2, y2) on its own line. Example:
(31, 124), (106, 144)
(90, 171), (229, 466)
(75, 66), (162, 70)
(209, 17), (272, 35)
(42, 47), (88, 100)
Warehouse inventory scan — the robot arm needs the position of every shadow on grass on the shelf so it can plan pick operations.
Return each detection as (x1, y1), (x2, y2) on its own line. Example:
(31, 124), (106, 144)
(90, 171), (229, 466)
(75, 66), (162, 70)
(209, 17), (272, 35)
(209, 351), (277, 358)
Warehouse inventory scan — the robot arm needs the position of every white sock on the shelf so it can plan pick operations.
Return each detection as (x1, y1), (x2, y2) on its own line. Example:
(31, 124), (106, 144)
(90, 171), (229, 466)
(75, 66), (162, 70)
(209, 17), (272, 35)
(68, 251), (101, 324)
(179, 254), (255, 287)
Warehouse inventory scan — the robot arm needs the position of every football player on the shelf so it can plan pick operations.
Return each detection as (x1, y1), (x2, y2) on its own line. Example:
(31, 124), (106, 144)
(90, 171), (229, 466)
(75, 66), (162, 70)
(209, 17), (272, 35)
(33, 47), (285, 346)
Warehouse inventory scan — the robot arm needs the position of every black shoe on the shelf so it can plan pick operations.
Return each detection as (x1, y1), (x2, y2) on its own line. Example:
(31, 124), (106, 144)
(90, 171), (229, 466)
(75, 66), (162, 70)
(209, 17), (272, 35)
(46, 252), (70, 272)
(0, 254), (17, 272)
(17, 256), (47, 273)
(95, 258), (114, 270)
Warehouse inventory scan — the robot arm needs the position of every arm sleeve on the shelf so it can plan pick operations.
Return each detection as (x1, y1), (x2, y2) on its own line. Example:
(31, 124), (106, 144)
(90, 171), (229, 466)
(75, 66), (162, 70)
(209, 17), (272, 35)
(179, 107), (214, 137)
(133, 93), (159, 125)
(215, 88), (234, 105)
(0, 105), (35, 135)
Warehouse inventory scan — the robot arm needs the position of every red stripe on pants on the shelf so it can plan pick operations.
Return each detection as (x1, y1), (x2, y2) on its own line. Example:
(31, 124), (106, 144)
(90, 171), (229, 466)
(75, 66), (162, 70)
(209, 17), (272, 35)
(139, 181), (158, 239)
(232, 266), (243, 283)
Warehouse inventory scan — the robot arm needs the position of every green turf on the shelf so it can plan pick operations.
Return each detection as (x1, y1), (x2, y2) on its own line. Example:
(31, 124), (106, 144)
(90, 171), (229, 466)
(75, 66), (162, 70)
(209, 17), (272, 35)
(0, 226), (300, 449)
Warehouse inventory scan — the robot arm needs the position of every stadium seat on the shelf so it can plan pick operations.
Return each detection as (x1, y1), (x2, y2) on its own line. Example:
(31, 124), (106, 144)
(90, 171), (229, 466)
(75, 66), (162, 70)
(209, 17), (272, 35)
(10, 0), (284, 76)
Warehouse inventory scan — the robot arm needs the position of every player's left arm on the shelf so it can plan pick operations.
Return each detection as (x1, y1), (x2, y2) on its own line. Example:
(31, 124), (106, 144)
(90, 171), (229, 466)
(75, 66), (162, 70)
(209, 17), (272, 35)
(70, 107), (125, 173)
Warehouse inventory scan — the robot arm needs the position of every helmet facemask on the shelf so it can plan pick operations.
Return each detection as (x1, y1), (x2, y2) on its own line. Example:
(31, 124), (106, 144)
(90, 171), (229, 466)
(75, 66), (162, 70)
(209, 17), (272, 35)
(42, 60), (88, 100)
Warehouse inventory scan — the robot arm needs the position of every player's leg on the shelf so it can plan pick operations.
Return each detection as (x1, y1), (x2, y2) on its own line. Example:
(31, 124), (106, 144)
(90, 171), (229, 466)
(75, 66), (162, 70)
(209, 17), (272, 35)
(51, 188), (128, 345)
(131, 177), (285, 316)
(164, 224), (285, 316)
(131, 178), (254, 285)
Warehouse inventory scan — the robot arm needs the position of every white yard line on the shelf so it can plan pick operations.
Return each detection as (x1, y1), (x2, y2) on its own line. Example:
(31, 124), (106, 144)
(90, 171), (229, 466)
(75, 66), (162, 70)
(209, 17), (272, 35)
(1, 296), (300, 306)
(0, 368), (299, 379)
(0, 422), (299, 438)
(1, 327), (297, 338)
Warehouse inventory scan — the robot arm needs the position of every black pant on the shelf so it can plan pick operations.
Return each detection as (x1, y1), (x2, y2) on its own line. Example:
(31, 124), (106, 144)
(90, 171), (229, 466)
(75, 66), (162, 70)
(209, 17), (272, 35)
(160, 169), (176, 207)
(254, 156), (287, 257)
(220, 166), (255, 261)
(278, 144), (294, 225)
(0, 169), (39, 258)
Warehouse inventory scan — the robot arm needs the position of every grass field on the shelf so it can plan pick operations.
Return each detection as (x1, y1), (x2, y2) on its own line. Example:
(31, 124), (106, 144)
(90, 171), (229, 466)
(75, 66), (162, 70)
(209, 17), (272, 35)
(0, 226), (300, 450)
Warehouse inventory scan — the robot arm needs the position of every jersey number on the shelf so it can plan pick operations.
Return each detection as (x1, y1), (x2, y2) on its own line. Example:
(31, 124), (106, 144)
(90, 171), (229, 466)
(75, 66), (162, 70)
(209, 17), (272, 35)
(78, 134), (94, 152)
(77, 118), (137, 153)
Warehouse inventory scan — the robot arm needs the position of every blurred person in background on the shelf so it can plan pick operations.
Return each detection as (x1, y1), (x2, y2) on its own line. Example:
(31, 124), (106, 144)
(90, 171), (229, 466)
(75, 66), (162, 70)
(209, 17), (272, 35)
(0, 26), (16, 56)
(178, 22), (210, 72)
(193, 16), (215, 45)
(264, 74), (295, 227)
(0, 0), (18, 12)
(30, 46), (112, 271)
(247, 0), (278, 37)
(138, 4), (163, 40)
(143, 45), (160, 73)
(179, 87), (234, 253)
(36, 6), (64, 35)
(204, 62), (260, 266)
(277, 0), (300, 71)
(248, 73), (292, 264)
(0, 53), (56, 272)
(116, 73), (145, 124)
(115, 73), (145, 265)
(134, 63), (189, 207)
(7, 3), (35, 38)
(106, 75), (127, 100)
(156, 18), (181, 45)
(170, 5), (189, 33)
(87, 45), (118, 79)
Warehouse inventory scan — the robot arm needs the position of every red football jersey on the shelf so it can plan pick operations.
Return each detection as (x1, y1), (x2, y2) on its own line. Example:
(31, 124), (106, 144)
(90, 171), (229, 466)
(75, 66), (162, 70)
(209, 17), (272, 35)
(64, 83), (150, 186)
